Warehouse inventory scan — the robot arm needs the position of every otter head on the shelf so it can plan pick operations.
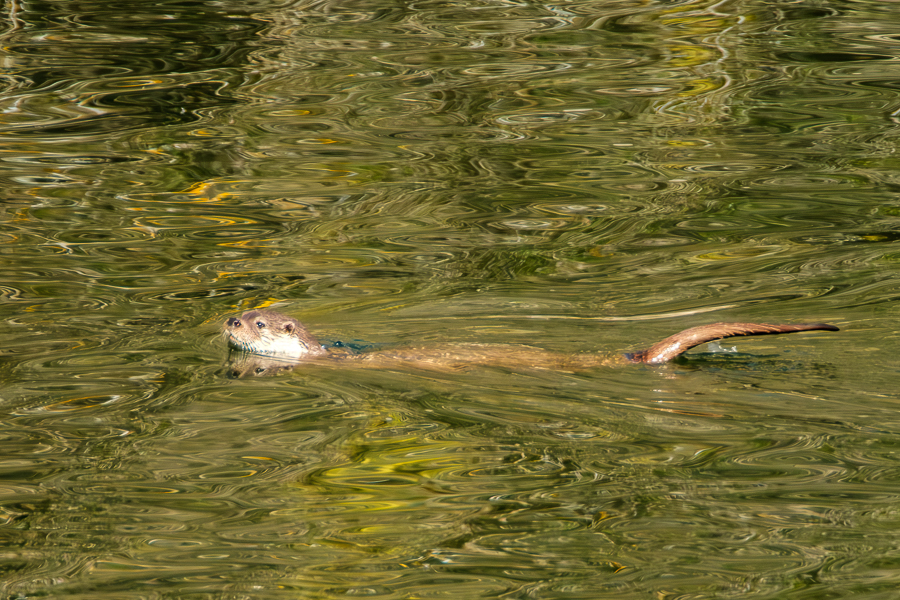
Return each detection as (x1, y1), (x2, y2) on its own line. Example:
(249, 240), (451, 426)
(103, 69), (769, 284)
(223, 309), (326, 358)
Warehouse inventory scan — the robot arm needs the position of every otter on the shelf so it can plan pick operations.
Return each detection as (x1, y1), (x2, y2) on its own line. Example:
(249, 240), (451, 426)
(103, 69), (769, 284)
(222, 309), (838, 373)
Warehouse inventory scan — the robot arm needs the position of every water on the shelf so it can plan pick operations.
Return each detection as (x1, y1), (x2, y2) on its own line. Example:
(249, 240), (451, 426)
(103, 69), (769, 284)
(2, 0), (900, 598)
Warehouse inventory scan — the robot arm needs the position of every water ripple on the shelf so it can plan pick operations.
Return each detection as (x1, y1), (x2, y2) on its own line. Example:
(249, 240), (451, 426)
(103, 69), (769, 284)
(3, 1), (900, 598)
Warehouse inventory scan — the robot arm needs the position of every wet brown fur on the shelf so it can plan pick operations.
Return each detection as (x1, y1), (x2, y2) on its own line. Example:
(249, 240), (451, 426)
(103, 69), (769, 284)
(223, 309), (838, 373)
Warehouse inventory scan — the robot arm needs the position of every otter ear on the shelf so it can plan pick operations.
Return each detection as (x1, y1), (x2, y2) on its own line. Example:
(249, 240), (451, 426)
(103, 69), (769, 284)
(283, 322), (294, 334)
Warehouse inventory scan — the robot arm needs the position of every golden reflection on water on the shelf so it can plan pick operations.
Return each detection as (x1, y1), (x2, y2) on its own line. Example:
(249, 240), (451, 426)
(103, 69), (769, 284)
(2, 0), (900, 598)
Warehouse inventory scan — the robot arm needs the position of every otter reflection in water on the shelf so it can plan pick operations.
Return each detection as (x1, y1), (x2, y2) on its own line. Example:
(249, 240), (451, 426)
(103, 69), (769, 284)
(222, 309), (838, 377)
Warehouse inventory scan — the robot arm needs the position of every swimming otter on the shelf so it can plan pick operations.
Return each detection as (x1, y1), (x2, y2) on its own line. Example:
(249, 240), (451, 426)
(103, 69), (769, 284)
(222, 309), (838, 372)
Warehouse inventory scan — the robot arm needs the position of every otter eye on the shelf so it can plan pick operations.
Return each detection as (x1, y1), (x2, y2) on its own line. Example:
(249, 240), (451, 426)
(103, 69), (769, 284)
(284, 323), (294, 333)
(256, 321), (266, 329)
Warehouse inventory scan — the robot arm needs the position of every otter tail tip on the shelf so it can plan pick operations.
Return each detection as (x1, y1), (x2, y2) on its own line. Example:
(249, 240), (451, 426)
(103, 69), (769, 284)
(627, 321), (840, 365)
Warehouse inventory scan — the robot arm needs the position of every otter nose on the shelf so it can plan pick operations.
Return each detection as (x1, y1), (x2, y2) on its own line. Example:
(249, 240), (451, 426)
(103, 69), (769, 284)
(226, 317), (241, 328)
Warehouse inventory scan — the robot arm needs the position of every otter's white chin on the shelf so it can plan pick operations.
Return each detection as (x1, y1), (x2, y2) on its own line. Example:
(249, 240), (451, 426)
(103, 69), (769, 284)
(226, 334), (315, 357)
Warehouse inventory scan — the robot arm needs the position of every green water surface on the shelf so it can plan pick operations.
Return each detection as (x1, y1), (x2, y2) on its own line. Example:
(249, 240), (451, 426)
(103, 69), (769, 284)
(1, 1), (899, 598)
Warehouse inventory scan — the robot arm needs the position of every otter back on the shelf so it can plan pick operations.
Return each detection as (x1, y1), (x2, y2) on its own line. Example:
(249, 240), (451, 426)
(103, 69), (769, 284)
(223, 309), (839, 372)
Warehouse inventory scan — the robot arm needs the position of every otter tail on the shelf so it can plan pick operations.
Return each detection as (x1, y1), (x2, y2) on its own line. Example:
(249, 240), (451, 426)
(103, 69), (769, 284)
(625, 322), (839, 364)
